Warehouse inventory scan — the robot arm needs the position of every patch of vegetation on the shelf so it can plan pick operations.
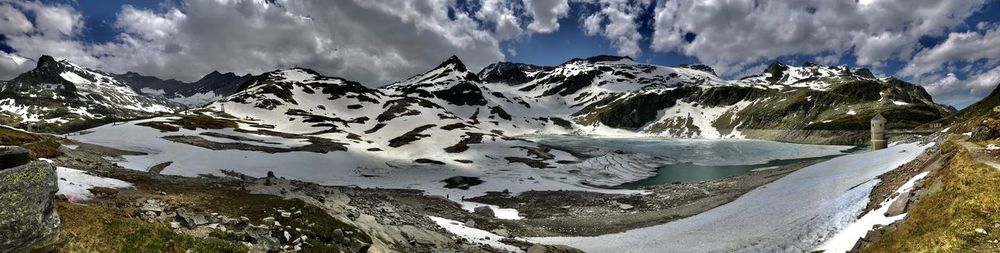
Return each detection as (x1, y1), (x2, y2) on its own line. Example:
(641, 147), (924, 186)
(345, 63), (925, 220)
(439, 123), (468, 130)
(56, 201), (248, 253)
(863, 144), (1000, 252)
(388, 124), (436, 148)
(441, 176), (483, 190)
(136, 121), (180, 132)
(23, 138), (61, 159)
(488, 106), (512, 120)
(0, 126), (41, 145)
(443, 132), (484, 153)
(414, 158), (446, 165)
(172, 115), (238, 130)
(0, 127), (61, 158)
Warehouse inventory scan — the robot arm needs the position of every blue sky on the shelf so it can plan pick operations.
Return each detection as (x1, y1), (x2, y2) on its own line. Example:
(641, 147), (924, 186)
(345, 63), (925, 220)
(1, 0), (999, 108)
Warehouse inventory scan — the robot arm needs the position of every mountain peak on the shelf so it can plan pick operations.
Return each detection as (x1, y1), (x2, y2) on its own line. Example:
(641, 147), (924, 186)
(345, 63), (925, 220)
(435, 55), (468, 72)
(36, 55), (59, 69)
(763, 61), (788, 76)
(854, 68), (876, 79)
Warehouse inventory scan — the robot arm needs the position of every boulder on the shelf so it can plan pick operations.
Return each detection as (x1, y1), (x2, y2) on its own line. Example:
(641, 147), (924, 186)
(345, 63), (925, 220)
(0, 146), (31, 170)
(527, 244), (586, 253)
(175, 212), (211, 229)
(244, 226), (281, 252)
(0, 158), (61, 252)
(474, 206), (495, 218)
(885, 191), (911, 216)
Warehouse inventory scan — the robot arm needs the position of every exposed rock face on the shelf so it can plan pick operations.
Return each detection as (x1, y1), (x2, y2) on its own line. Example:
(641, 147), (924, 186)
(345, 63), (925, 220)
(0, 146), (60, 252)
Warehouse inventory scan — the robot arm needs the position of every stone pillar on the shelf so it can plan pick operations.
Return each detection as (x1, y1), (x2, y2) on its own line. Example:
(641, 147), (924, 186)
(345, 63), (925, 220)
(0, 146), (61, 252)
(871, 114), (887, 150)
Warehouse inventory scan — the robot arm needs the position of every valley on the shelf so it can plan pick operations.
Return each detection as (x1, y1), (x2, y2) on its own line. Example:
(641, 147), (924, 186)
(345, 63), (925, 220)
(0, 53), (985, 253)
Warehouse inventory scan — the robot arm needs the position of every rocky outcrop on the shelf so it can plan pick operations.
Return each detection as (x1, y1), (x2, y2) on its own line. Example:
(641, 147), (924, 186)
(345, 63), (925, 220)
(0, 146), (60, 252)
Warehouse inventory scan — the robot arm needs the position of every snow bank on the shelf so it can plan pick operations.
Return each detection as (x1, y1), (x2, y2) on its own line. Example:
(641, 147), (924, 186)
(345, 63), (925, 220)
(530, 142), (932, 252)
(56, 166), (134, 202)
(429, 216), (522, 252)
(815, 171), (930, 252)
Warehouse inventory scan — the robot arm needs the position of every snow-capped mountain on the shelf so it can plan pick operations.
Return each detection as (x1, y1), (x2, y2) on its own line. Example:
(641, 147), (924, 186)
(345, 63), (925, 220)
(210, 55), (951, 145)
(0, 56), (182, 132)
(118, 70), (251, 107)
(209, 67), (589, 179)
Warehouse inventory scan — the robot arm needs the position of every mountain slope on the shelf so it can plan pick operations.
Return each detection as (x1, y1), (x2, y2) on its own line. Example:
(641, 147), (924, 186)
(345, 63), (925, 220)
(119, 70), (251, 107)
(0, 56), (182, 132)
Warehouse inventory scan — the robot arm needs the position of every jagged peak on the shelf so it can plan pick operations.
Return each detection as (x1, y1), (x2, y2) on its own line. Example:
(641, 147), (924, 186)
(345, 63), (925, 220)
(36, 55), (58, 69)
(854, 68), (876, 79)
(763, 61), (789, 76)
(434, 55), (468, 73)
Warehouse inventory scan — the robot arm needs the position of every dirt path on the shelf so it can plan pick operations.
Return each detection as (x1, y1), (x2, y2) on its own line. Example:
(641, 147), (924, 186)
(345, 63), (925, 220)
(957, 140), (1000, 171)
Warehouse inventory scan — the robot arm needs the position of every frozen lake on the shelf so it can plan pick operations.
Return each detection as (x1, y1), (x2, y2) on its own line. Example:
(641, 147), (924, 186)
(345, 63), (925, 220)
(523, 135), (856, 187)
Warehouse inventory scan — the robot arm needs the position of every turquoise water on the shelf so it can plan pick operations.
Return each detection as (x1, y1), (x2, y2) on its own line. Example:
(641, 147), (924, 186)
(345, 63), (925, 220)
(524, 135), (856, 188)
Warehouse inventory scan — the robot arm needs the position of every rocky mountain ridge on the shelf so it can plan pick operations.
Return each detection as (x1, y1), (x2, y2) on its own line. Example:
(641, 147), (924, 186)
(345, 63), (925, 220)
(0, 56), (182, 132)
(118, 70), (252, 107)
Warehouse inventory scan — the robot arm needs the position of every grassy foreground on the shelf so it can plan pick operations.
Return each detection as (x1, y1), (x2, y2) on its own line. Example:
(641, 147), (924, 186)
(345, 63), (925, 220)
(864, 141), (1000, 252)
(56, 201), (248, 253)
(0, 126), (61, 158)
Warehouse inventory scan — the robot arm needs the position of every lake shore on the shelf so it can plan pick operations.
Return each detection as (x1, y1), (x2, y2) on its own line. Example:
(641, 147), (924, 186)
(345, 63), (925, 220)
(466, 158), (824, 237)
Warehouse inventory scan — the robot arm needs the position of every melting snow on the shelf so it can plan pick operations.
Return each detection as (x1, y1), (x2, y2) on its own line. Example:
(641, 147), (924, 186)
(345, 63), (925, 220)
(56, 166), (134, 202)
(429, 216), (522, 252)
(815, 171), (930, 252)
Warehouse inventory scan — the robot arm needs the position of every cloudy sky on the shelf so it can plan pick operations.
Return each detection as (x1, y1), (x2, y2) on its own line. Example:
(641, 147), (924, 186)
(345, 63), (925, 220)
(1, 0), (998, 108)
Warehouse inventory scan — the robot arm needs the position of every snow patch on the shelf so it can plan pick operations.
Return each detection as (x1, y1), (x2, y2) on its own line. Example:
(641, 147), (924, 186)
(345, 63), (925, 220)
(56, 166), (134, 202)
(429, 216), (522, 252)
(815, 171), (930, 252)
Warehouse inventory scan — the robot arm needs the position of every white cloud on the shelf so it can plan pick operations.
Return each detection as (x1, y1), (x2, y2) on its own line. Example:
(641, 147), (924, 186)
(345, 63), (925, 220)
(923, 67), (1000, 108)
(524, 0), (569, 33)
(0, 0), (515, 86)
(0, 51), (32, 79)
(650, 0), (987, 77)
(0, 4), (33, 34)
(579, 0), (651, 57)
(475, 0), (524, 40)
(901, 25), (1000, 78)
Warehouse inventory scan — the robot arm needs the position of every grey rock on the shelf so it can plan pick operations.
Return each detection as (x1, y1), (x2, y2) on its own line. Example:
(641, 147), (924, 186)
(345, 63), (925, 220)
(618, 204), (634, 210)
(0, 159), (61, 252)
(244, 226), (281, 252)
(885, 191), (911, 216)
(139, 201), (164, 214)
(527, 244), (585, 253)
(491, 229), (510, 237)
(474, 206), (495, 218)
(464, 219), (476, 228)
(175, 212), (211, 229)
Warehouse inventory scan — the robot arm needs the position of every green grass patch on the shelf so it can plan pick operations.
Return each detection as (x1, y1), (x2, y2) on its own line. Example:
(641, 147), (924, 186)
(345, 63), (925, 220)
(56, 201), (248, 253)
(864, 144), (1000, 252)
(0, 127), (61, 159)
(172, 115), (238, 130)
